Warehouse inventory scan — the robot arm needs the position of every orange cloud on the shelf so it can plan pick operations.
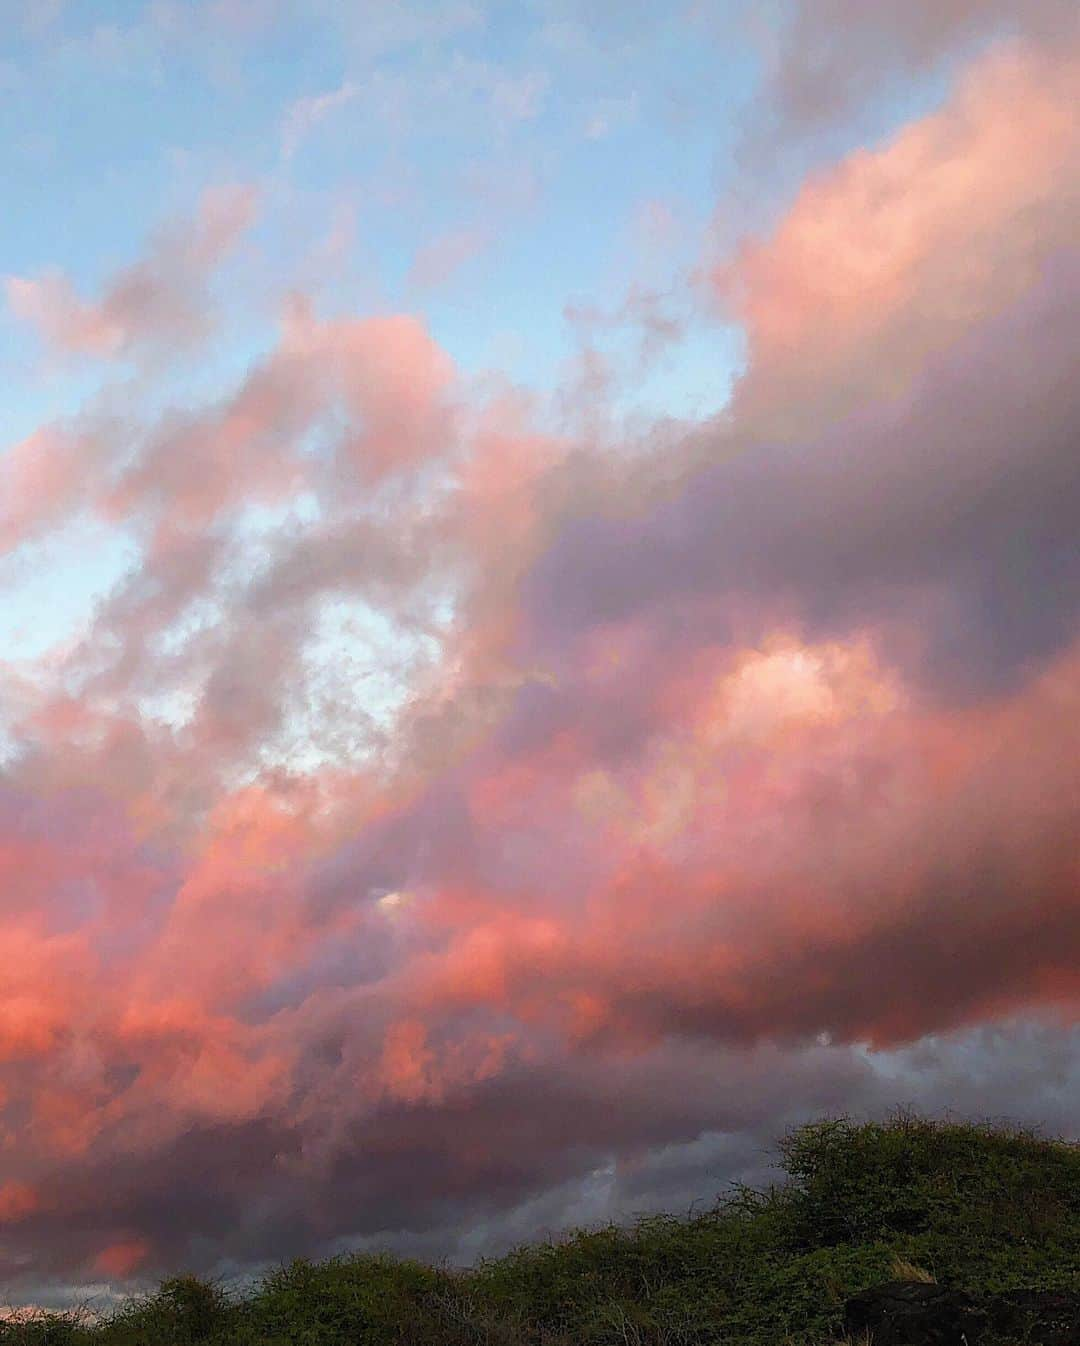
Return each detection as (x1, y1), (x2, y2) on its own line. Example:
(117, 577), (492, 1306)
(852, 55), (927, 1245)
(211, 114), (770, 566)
(0, 1183), (40, 1224)
(92, 1239), (150, 1279)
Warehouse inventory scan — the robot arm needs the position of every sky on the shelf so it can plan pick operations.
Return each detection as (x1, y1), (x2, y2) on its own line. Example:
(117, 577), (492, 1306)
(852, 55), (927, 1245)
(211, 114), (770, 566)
(0, 0), (1078, 1310)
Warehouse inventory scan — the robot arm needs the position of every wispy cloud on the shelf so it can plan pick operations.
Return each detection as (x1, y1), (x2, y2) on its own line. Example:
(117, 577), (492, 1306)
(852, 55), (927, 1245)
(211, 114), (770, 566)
(281, 81), (359, 161)
(5, 185), (259, 364)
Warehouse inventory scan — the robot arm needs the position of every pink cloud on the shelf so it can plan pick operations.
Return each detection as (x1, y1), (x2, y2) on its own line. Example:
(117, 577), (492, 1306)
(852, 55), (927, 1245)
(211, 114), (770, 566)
(329, 313), (458, 477)
(407, 228), (491, 292)
(0, 426), (100, 553)
(716, 38), (1080, 433)
(4, 184), (258, 364)
(1, 296), (459, 591)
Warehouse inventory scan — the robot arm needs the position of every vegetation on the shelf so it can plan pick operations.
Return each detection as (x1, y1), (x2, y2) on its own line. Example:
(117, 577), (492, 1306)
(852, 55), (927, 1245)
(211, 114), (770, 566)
(3, 1108), (1077, 1345)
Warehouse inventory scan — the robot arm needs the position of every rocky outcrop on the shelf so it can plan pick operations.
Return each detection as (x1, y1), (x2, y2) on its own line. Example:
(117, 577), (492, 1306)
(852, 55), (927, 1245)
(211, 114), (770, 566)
(844, 1282), (983, 1344)
(843, 1280), (1080, 1345)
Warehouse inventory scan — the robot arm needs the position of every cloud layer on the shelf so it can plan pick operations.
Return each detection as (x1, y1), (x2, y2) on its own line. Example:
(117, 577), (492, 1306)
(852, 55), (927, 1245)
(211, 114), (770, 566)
(1, 8), (1078, 1305)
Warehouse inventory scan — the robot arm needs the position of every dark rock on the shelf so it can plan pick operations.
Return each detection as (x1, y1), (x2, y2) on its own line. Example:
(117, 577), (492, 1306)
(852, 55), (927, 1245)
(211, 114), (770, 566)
(844, 1281), (1080, 1346)
(844, 1280), (985, 1344)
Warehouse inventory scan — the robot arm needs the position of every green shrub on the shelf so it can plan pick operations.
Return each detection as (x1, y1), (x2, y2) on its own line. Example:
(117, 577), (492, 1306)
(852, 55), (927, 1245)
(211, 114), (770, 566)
(95, 1274), (232, 1345)
(230, 1252), (451, 1344)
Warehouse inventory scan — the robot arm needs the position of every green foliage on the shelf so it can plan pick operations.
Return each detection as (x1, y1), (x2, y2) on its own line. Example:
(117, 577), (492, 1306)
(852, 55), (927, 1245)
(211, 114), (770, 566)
(229, 1253), (451, 1344)
(0, 1309), (96, 1346)
(108, 1274), (232, 1344)
(776, 1106), (1080, 1292)
(2, 1108), (1076, 1345)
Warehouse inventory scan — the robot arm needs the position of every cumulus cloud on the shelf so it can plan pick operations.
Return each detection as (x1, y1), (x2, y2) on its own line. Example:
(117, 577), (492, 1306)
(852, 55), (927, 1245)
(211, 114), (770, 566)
(743, 0), (1078, 144)
(717, 39), (1080, 432)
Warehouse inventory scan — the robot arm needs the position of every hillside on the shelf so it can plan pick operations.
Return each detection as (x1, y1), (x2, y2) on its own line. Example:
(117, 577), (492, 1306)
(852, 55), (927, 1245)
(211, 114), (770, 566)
(3, 1108), (1077, 1345)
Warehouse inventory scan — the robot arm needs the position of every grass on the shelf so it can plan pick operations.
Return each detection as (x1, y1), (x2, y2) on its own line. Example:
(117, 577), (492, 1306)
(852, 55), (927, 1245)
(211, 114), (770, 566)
(2, 1107), (1076, 1344)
